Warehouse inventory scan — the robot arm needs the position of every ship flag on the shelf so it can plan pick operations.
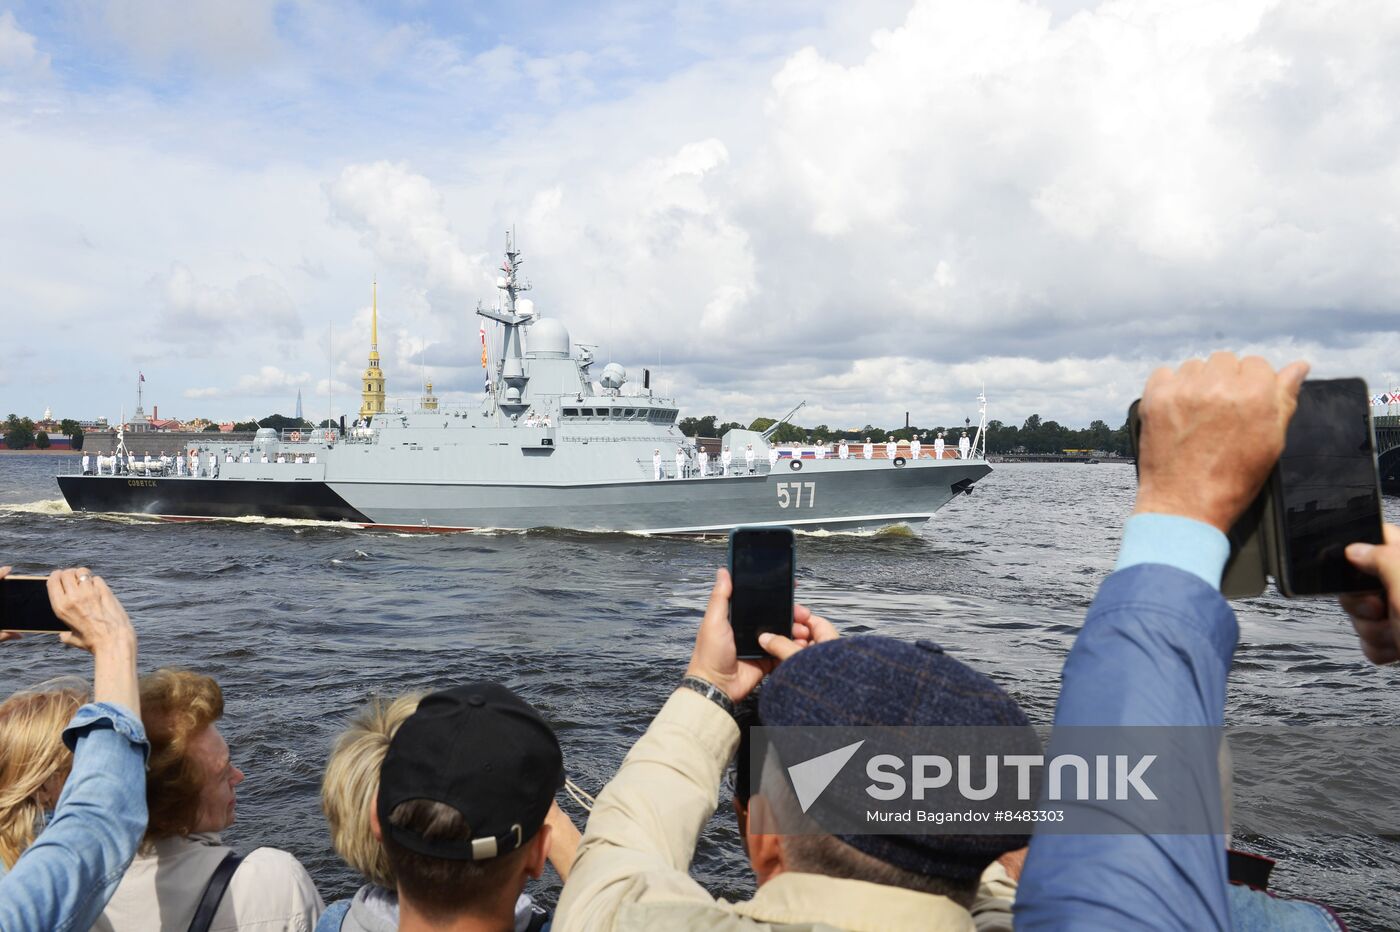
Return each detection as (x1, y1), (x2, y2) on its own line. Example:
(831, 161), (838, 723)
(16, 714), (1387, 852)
(479, 320), (488, 368)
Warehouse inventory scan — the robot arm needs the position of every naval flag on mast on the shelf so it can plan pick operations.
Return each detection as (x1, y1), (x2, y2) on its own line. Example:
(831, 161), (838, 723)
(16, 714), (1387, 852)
(480, 320), (490, 391)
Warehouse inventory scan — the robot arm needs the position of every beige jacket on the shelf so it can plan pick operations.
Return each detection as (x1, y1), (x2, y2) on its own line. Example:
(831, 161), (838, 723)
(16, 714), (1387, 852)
(553, 689), (1016, 932)
(91, 834), (323, 932)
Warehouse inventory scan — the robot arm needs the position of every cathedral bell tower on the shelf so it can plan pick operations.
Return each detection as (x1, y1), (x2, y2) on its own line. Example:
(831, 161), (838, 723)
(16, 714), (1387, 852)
(359, 280), (386, 421)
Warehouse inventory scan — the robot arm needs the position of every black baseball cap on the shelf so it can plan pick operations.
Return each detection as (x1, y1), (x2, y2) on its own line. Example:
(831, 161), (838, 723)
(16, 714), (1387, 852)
(377, 682), (564, 861)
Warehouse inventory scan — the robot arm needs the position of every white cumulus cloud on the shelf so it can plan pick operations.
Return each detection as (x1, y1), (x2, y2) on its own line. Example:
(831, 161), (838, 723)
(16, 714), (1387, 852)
(0, 10), (49, 76)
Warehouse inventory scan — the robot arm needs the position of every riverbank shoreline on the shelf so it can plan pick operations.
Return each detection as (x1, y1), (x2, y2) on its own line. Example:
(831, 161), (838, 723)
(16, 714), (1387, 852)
(0, 448), (81, 455)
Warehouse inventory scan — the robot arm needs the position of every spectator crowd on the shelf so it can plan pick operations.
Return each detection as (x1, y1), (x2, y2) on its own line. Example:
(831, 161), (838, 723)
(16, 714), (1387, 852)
(3, 353), (1393, 931)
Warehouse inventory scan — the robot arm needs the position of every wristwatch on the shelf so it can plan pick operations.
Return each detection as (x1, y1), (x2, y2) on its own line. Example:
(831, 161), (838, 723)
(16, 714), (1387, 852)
(678, 675), (737, 717)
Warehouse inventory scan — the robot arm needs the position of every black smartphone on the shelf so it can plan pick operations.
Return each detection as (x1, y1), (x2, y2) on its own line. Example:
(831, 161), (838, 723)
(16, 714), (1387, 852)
(1273, 378), (1385, 596)
(728, 526), (795, 659)
(0, 576), (68, 633)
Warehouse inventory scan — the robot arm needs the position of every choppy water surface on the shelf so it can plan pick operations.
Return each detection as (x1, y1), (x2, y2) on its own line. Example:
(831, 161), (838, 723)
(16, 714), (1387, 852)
(2, 454), (1398, 929)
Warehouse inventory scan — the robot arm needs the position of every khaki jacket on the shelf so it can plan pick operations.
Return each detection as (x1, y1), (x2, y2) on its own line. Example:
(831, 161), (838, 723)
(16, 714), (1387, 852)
(553, 690), (1016, 932)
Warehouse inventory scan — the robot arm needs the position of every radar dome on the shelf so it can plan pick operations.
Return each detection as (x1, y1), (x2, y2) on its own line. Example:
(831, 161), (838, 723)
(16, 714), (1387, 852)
(526, 317), (570, 357)
(601, 363), (627, 389)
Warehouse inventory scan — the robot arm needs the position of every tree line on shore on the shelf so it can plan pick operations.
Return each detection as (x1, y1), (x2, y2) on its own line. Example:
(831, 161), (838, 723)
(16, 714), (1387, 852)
(679, 413), (1133, 455)
(3, 415), (85, 451)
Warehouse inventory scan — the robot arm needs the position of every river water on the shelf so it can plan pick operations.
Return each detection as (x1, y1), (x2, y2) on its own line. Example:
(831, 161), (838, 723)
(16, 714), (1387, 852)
(2, 454), (1397, 929)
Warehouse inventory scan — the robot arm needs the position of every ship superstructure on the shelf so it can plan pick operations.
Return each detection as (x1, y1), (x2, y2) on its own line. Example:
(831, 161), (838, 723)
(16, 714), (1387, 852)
(58, 237), (990, 533)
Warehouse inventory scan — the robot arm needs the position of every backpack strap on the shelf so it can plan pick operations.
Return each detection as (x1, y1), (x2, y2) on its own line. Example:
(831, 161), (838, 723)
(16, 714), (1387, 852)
(186, 851), (244, 932)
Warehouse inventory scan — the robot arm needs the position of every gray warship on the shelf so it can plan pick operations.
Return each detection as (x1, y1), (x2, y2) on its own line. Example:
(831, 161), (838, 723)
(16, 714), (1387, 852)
(58, 239), (991, 533)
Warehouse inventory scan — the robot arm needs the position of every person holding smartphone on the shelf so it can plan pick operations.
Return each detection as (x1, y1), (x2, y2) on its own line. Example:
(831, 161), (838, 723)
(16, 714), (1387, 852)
(0, 566), (151, 932)
(553, 563), (1035, 932)
(1017, 353), (1311, 930)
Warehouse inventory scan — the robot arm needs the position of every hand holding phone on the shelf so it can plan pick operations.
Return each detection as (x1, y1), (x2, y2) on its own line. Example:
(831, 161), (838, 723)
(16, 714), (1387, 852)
(1340, 525), (1400, 664)
(685, 568), (774, 705)
(1130, 374), (1386, 598)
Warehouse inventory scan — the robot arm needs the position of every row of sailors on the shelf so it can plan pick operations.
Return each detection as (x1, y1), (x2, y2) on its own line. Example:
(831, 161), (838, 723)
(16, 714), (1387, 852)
(650, 433), (974, 479)
(82, 450), (320, 476)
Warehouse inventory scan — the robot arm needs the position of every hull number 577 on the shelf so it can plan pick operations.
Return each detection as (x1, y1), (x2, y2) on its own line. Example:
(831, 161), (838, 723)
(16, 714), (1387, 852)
(777, 481), (816, 508)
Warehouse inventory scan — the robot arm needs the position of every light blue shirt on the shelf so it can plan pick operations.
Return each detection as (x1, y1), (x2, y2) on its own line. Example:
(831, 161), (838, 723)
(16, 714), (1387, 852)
(1018, 515), (1237, 930)
(0, 702), (150, 932)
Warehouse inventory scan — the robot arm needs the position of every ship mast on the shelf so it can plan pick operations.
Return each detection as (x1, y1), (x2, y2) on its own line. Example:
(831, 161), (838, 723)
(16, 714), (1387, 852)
(475, 232), (532, 417)
(970, 387), (988, 459)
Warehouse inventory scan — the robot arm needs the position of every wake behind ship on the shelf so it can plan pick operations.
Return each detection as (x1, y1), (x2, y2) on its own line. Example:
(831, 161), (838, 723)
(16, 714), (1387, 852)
(58, 238), (990, 534)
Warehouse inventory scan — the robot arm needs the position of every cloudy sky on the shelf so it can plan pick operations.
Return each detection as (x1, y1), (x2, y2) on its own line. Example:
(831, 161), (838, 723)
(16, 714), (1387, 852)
(3, 0), (1398, 431)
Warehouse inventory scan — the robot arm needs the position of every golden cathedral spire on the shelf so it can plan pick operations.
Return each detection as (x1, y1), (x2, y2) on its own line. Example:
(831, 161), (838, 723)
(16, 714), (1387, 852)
(359, 279), (386, 421)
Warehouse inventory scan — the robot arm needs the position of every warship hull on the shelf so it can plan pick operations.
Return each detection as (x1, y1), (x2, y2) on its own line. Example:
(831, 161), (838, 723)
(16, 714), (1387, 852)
(57, 460), (989, 534)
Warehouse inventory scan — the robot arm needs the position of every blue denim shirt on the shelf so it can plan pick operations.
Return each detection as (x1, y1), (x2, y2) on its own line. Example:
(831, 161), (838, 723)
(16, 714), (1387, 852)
(1017, 514), (1236, 931)
(0, 702), (150, 932)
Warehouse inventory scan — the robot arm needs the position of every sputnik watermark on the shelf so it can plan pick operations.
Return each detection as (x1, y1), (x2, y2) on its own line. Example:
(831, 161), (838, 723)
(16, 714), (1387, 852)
(865, 753), (1156, 803)
(748, 725), (1224, 836)
(785, 742), (1156, 813)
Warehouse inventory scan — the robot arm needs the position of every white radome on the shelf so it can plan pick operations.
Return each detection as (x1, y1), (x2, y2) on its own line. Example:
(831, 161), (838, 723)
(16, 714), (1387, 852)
(527, 317), (570, 357)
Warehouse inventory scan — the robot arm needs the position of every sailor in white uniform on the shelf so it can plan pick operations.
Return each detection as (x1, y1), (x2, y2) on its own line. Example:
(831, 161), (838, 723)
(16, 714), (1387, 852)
(176, 455), (186, 477)
(863, 438), (874, 460)
(959, 432), (971, 459)
(815, 445), (826, 460)
(721, 447), (733, 474)
(81, 453), (91, 475)
(885, 439), (898, 460)
(653, 449), (662, 481)
(698, 449), (709, 476)
(745, 444), (755, 473)
(143, 453), (153, 473)
(768, 446), (779, 469)
(260, 452), (269, 464)
(934, 432), (945, 460)
(675, 447), (686, 479)
(309, 453), (318, 464)
(910, 436), (922, 460)
(838, 440), (849, 460)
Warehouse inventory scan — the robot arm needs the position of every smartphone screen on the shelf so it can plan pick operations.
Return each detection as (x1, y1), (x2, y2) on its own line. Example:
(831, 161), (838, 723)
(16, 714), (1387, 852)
(729, 527), (795, 659)
(1276, 379), (1385, 596)
(0, 577), (67, 632)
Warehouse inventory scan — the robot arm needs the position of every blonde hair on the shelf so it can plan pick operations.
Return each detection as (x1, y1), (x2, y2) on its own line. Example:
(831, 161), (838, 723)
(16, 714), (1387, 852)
(0, 680), (89, 868)
(139, 669), (224, 840)
(322, 693), (424, 888)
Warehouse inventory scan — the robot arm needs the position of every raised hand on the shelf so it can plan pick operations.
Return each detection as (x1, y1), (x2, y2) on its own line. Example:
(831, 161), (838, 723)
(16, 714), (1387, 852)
(1135, 353), (1308, 532)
